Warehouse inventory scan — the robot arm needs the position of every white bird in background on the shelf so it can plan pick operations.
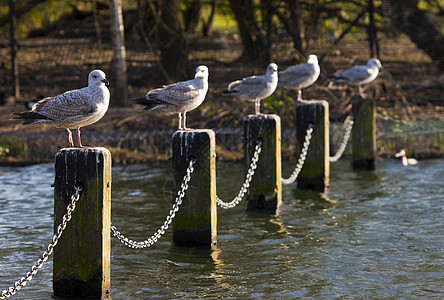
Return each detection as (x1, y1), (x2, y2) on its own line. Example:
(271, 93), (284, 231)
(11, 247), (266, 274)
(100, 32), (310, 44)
(224, 63), (278, 115)
(395, 149), (418, 166)
(278, 54), (320, 102)
(332, 58), (383, 99)
(11, 70), (110, 148)
(133, 65), (209, 130)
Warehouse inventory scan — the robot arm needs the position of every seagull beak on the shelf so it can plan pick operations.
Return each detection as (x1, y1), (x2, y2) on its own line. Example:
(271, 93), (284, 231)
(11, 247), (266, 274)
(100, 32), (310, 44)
(102, 78), (110, 86)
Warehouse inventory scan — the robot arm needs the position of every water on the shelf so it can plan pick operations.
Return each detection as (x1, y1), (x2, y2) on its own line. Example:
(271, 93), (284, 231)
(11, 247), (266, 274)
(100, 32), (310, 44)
(1, 159), (444, 299)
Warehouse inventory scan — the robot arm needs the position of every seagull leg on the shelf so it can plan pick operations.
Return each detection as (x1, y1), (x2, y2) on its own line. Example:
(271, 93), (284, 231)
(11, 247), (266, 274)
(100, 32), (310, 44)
(178, 113), (183, 130)
(77, 128), (86, 148)
(183, 111), (192, 131)
(67, 129), (74, 147)
(297, 89), (302, 101)
(254, 99), (261, 115)
(296, 89), (309, 103)
(358, 85), (367, 99)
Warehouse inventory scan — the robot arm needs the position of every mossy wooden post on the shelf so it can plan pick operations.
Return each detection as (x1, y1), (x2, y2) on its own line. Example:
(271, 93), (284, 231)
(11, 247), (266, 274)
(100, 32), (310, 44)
(172, 130), (217, 248)
(244, 114), (282, 212)
(295, 100), (330, 192)
(351, 96), (376, 169)
(53, 147), (111, 298)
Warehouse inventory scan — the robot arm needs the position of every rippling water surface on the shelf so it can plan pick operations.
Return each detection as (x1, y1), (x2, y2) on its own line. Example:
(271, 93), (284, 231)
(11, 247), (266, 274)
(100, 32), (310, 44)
(1, 158), (443, 299)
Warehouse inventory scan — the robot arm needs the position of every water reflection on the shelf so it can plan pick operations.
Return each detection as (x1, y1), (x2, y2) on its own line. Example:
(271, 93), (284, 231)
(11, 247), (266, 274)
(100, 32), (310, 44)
(1, 159), (444, 299)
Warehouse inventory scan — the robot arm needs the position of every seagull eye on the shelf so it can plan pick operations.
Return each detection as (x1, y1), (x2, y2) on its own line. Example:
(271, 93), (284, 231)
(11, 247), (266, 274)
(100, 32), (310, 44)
(93, 75), (97, 78)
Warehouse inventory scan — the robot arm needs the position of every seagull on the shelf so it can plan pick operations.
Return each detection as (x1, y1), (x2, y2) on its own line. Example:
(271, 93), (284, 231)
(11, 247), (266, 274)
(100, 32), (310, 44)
(278, 54), (320, 102)
(132, 65), (209, 131)
(25, 95), (45, 110)
(395, 149), (418, 166)
(224, 63), (278, 115)
(332, 58), (383, 99)
(11, 70), (110, 148)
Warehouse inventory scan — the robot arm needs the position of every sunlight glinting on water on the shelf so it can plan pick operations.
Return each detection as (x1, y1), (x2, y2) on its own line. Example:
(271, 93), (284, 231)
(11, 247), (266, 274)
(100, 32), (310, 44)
(0, 159), (443, 298)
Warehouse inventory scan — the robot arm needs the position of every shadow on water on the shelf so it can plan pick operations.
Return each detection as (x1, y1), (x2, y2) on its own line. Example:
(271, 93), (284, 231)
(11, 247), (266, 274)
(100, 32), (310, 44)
(290, 188), (338, 210)
(2, 159), (444, 299)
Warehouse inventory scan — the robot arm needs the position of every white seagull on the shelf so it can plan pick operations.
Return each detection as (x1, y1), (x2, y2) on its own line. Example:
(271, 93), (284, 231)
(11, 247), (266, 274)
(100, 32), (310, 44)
(395, 149), (418, 166)
(278, 54), (320, 102)
(224, 63), (278, 115)
(332, 58), (383, 99)
(11, 70), (110, 148)
(133, 65), (209, 130)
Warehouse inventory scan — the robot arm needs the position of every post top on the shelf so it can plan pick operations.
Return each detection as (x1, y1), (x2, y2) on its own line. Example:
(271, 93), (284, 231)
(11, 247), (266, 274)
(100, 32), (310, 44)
(172, 129), (215, 138)
(56, 147), (111, 157)
(244, 114), (281, 121)
(297, 100), (329, 107)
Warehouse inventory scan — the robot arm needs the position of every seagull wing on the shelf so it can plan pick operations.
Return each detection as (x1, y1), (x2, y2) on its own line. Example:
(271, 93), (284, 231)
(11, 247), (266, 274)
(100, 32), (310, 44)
(279, 64), (314, 87)
(335, 65), (374, 83)
(149, 79), (200, 106)
(228, 75), (266, 92)
(33, 88), (95, 122)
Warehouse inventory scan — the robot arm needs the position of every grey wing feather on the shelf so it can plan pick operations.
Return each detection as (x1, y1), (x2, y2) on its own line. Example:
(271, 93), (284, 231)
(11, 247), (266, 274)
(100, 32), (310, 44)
(279, 64), (312, 86)
(230, 75), (266, 91)
(336, 66), (373, 82)
(34, 89), (94, 121)
(150, 80), (200, 105)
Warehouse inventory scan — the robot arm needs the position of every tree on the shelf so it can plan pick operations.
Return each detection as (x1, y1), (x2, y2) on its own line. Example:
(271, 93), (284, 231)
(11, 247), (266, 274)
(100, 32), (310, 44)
(274, 0), (305, 57)
(382, 0), (444, 70)
(183, 0), (202, 34)
(228, 0), (272, 65)
(109, 0), (128, 106)
(9, 0), (19, 101)
(141, 0), (188, 81)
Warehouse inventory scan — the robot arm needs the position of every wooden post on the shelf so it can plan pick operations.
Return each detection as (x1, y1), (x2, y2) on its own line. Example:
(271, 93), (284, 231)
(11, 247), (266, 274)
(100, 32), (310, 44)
(172, 130), (217, 248)
(295, 100), (330, 192)
(243, 114), (282, 212)
(351, 96), (376, 169)
(53, 147), (111, 298)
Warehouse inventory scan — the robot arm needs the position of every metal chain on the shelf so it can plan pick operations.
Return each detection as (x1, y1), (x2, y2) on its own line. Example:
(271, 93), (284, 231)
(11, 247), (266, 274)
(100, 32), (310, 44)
(111, 160), (195, 249)
(282, 125), (314, 185)
(1, 186), (83, 300)
(216, 139), (262, 209)
(330, 116), (354, 163)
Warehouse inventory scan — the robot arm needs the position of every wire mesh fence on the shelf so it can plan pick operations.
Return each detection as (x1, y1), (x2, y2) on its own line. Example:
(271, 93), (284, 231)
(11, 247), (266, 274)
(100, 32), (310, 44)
(0, 1), (443, 163)
(1, 116), (443, 164)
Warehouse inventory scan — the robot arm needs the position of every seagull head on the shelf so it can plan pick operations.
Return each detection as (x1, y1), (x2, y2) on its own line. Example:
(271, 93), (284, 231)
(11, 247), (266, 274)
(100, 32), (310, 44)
(267, 63), (278, 75)
(195, 65), (209, 79)
(89, 69), (109, 86)
(368, 58), (383, 69)
(395, 149), (406, 158)
(307, 54), (318, 64)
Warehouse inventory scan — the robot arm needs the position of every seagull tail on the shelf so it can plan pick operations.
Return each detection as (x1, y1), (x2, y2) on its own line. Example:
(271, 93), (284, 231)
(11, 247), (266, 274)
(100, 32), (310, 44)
(131, 97), (163, 111)
(222, 89), (238, 95)
(10, 111), (48, 125)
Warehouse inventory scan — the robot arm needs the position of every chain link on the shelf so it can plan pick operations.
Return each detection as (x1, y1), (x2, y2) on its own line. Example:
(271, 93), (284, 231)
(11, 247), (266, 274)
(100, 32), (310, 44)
(330, 116), (354, 162)
(1, 186), (82, 300)
(111, 160), (195, 249)
(282, 125), (314, 185)
(216, 139), (262, 209)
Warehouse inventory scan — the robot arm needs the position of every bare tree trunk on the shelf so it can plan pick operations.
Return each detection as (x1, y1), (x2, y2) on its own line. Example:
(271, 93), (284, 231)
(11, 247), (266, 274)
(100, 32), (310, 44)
(228, 0), (271, 65)
(9, 0), (19, 101)
(383, 0), (444, 70)
(184, 0), (202, 34)
(287, 0), (305, 54)
(202, 0), (217, 37)
(109, 0), (128, 106)
(156, 0), (188, 80)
